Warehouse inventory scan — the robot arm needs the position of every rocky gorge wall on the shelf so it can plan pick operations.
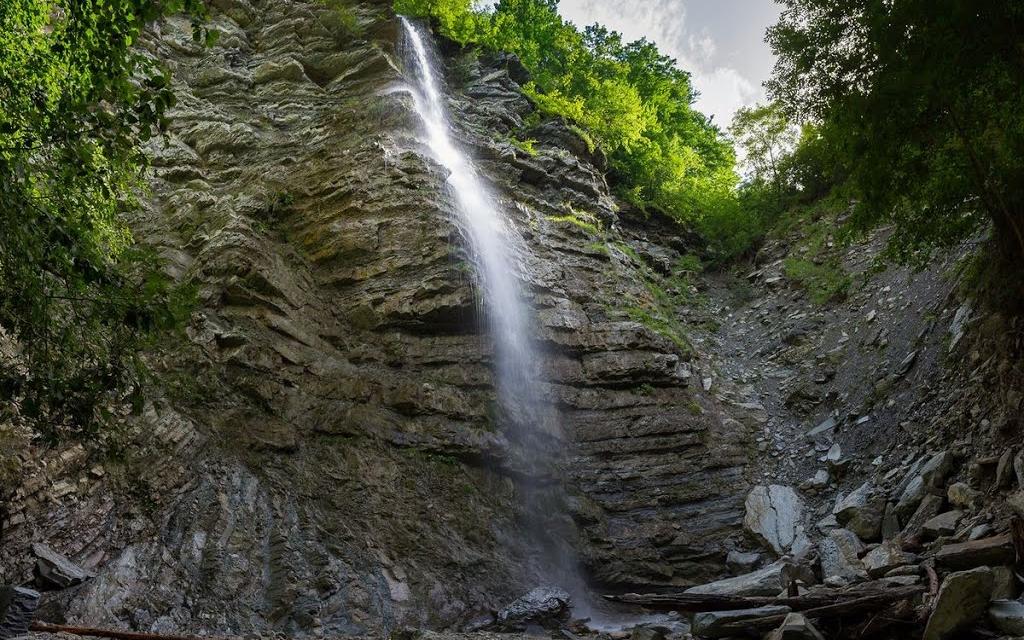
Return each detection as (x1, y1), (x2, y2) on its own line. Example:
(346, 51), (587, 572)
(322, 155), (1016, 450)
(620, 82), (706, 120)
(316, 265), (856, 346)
(0, 0), (757, 634)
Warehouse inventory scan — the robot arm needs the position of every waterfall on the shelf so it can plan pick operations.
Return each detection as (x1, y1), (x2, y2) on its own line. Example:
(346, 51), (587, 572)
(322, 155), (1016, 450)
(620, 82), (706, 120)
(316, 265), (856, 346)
(399, 17), (548, 451)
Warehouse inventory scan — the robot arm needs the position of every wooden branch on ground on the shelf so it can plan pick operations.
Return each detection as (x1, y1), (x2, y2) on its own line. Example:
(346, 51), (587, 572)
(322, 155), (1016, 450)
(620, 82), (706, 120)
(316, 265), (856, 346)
(30, 621), (212, 640)
(709, 585), (924, 636)
(604, 582), (921, 613)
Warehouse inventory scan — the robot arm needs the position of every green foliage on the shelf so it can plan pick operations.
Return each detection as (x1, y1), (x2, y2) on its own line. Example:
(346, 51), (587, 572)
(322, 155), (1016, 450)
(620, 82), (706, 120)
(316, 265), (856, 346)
(612, 241), (694, 355)
(783, 257), (850, 305)
(398, 0), (737, 228)
(506, 136), (538, 157)
(0, 0), (206, 437)
(730, 102), (797, 201)
(319, 0), (363, 39)
(767, 0), (1024, 297)
(546, 205), (603, 236)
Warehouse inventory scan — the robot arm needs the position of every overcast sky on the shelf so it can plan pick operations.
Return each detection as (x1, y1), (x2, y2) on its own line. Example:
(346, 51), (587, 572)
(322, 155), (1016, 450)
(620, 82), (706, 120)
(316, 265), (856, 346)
(557, 0), (782, 129)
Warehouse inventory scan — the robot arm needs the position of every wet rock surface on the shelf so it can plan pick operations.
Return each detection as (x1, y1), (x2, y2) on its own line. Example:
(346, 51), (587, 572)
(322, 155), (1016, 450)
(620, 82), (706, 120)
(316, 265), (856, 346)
(494, 587), (570, 630)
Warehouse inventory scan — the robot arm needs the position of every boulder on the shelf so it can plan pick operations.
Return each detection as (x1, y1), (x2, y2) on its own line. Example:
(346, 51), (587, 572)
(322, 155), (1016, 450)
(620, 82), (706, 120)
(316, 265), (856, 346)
(834, 482), (884, 541)
(818, 528), (867, 584)
(901, 494), (944, 540)
(947, 482), (980, 510)
(686, 561), (795, 597)
(799, 469), (829, 494)
(1014, 449), (1024, 489)
(726, 550), (763, 574)
(0, 587), (40, 640)
(765, 612), (825, 640)
(921, 511), (963, 539)
(31, 543), (94, 589)
(991, 566), (1019, 600)
(881, 502), (900, 540)
(934, 534), (1015, 570)
(923, 567), (993, 640)
(896, 452), (952, 518)
(744, 485), (808, 556)
(989, 599), (1024, 636)
(692, 606), (791, 639)
(496, 586), (571, 629)
(862, 541), (914, 578)
(996, 448), (1016, 489)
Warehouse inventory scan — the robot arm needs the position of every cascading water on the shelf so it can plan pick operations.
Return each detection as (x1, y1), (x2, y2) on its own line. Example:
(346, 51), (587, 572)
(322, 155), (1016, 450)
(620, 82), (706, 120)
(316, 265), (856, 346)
(398, 18), (674, 632)
(398, 18), (550, 456)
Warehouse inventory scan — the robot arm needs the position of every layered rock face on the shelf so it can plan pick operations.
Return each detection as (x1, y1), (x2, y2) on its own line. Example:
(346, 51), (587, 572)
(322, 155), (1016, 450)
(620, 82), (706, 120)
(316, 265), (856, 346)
(0, 0), (752, 634)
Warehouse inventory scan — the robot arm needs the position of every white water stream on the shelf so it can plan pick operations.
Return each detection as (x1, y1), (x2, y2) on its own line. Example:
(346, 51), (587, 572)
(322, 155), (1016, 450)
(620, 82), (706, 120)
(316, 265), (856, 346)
(399, 17), (545, 442)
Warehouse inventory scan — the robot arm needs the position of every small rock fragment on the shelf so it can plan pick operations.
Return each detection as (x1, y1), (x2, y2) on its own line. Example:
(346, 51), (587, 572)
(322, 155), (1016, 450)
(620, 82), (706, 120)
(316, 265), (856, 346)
(901, 494), (944, 540)
(726, 550), (763, 575)
(834, 482), (884, 541)
(862, 541), (914, 578)
(31, 543), (94, 589)
(765, 612), (825, 640)
(946, 482), (979, 509)
(881, 502), (900, 540)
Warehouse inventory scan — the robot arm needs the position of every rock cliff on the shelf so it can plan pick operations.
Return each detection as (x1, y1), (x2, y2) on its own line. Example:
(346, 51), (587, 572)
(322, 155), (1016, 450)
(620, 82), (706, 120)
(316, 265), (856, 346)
(0, 0), (753, 633)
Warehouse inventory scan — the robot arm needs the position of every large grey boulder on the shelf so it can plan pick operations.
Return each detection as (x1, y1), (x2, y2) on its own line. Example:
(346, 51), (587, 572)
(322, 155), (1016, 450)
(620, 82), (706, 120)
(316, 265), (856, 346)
(686, 560), (794, 597)
(0, 587), (39, 640)
(744, 485), (809, 556)
(818, 528), (867, 585)
(988, 599), (1024, 636)
(692, 606), (791, 639)
(31, 543), (94, 589)
(496, 586), (571, 630)
(923, 567), (993, 640)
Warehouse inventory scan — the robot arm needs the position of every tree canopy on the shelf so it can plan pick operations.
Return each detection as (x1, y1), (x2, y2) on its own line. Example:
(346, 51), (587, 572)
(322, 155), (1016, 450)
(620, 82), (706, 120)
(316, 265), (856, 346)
(0, 0), (206, 436)
(767, 0), (1024, 292)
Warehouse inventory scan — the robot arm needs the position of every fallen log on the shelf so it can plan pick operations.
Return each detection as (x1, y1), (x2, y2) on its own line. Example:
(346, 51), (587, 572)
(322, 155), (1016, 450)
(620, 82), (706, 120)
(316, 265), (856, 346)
(605, 591), (841, 612)
(604, 582), (920, 613)
(706, 585), (924, 637)
(30, 621), (211, 640)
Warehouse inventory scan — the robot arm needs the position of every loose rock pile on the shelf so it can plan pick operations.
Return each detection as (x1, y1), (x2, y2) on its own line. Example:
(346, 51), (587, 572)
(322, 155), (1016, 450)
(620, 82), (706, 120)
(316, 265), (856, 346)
(609, 446), (1024, 639)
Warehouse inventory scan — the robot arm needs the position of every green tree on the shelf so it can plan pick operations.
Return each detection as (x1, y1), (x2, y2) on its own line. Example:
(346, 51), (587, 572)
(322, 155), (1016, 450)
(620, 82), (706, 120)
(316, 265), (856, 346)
(767, 0), (1024, 300)
(0, 0), (206, 436)
(730, 102), (796, 202)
